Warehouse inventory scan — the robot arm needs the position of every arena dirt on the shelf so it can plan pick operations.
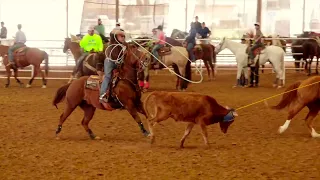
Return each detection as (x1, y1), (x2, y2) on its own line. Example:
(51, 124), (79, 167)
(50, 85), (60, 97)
(0, 70), (319, 179)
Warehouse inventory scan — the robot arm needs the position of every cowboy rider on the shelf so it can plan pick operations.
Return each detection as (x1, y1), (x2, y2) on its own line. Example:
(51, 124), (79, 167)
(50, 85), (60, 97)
(151, 25), (165, 68)
(248, 22), (264, 66)
(99, 29), (126, 103)
(7, 24), (26, 69)
(74, 26), (103, 76)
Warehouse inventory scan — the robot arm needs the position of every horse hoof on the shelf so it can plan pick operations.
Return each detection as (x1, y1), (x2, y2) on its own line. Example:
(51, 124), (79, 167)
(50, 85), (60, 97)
(42, 85), (47, 88)
(94, 136), (101, 140)
(4, 84), (9, 88)
(277, 86), (283, 89)
(55, 136), (61, 140)
(26, 84), (31, 88)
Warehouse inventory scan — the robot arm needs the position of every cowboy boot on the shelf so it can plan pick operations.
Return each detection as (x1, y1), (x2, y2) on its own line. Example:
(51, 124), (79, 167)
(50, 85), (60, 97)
(233, 79), (241, 88)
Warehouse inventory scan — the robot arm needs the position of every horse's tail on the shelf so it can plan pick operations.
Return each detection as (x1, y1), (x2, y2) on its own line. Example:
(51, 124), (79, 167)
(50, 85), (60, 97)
(270, 81), (301, 110)
(43, 51), (49, 76)
(185, 60), (192, 86)
(52, 83), (71, 109)
(281, 50), (286, 85)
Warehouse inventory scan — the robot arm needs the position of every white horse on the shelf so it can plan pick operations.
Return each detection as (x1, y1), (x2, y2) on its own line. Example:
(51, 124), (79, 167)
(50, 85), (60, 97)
(215, 37), (286, 88)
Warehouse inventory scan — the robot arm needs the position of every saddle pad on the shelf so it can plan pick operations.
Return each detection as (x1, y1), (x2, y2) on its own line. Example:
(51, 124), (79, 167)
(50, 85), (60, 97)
(85, 75), (101, 91)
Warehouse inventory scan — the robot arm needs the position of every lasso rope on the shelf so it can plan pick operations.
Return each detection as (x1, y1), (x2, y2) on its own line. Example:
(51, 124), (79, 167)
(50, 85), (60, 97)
(107, 31), (204, 83)
(235, 80), (320, 111)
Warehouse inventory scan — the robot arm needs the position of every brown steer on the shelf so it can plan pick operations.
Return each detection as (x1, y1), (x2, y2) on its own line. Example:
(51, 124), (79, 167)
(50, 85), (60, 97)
(143, 91), (238, 148)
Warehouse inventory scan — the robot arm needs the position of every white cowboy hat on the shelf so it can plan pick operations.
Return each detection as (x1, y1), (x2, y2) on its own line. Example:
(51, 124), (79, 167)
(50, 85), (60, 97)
(88, 26), (95, 31)
(254, 22), (260, 26)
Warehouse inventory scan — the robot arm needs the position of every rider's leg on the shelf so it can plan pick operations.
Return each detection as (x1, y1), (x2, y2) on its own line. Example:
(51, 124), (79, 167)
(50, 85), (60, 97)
(7, 45), (17, 68)
(99, 59), (117, 103)
(73, 52), (88, 75)
(187, 43), (195, 62)
(249, 44), (259, 64)
(151, 44), (161, 64)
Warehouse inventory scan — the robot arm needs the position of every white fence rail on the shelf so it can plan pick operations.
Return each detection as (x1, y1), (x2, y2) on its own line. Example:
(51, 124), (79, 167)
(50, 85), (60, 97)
(0, 37), (314, 80)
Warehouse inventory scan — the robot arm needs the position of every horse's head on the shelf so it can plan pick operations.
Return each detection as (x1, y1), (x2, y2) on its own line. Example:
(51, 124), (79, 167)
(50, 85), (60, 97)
(215, 37), (227, 54)
(193, 44), (203, 58)
(0, 45), (9, 57)
(63, 38), (71, 53)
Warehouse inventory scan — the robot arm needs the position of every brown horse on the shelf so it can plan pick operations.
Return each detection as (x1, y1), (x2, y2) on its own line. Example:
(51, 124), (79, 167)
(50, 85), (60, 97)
(63, 37), (108, 83)
(193, 44), (216, 81)
(265, 76), (320, 138)
(0, 45), (49, 88)
(53, 41), (149, 140)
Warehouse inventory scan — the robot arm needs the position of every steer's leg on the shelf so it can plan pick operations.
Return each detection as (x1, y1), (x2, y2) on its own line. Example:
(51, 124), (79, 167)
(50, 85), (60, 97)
(200, 124), (209, 147)
(180, 122), (195, 148)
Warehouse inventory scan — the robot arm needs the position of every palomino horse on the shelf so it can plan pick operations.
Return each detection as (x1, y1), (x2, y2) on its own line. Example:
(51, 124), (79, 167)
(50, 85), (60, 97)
(63, 36), (108, 83)
(135, 37), (191, 91)
(265, 76), (320, 138)
(215, 37), (285, 88)
(0, 45), (49, 88)
(53, 43), (149, 140)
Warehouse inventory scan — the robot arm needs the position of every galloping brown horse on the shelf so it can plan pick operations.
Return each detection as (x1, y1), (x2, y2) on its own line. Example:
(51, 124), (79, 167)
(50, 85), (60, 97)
(63, 37), (108, 83)
(0, 45), (49, 88)
(53, 40), (149, 140)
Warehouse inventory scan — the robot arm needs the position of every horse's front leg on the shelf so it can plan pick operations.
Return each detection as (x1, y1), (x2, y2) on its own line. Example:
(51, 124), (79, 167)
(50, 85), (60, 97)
(13, 69), (24, 87)
(5, 66), (11, 88)
(308, 58), (313, 76)
(143, 67), (150, 90)
(243, 67), (249, 87)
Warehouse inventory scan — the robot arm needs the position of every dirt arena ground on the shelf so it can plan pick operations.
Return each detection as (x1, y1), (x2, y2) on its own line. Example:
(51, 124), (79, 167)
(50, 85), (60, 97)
(0, 70), (319, 180)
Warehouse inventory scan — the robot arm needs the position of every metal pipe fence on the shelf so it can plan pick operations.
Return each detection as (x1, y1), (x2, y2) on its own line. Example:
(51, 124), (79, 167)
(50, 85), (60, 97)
(0, 37), (315, 80)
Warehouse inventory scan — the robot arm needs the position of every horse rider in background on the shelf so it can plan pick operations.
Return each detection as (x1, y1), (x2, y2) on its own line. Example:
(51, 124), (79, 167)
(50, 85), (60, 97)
(248, 22), (264, 66)
(0, 22), (7, 39)
(7, 24), (26, 70)
(185, 22), (197, 62)
(94, 18), (108, 43)
(198, 22), (211, 44)
(151, 25), (165, 68)
(74, 26), (103, 75)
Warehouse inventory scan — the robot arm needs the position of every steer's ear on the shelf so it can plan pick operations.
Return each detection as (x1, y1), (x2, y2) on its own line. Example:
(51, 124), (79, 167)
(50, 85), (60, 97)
(225, 106), (230, 110)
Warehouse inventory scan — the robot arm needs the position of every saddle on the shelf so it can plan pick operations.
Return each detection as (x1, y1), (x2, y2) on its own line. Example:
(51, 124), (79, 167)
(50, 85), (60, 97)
(158, 46), (171, 56)
(84, 69), (122, 110)
(13, 46), (28, 62)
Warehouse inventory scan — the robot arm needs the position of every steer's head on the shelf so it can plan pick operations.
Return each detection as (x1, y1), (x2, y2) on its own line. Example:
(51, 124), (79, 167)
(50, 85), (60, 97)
(219, 106), (238, 133)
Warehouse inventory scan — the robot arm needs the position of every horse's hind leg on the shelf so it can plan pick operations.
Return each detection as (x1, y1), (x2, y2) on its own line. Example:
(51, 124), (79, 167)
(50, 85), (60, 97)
(55, 104), (77, 139)
(278, 102), (305, 134)
(26, 65), (39, 88)
(5, 67), (11, 88)
(39, 69), (47, 88)
(305, 104), (320, 138)
(13, 69), (24, 87)
(203, 60), (211, 81)
(79, 103), (99, 140)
